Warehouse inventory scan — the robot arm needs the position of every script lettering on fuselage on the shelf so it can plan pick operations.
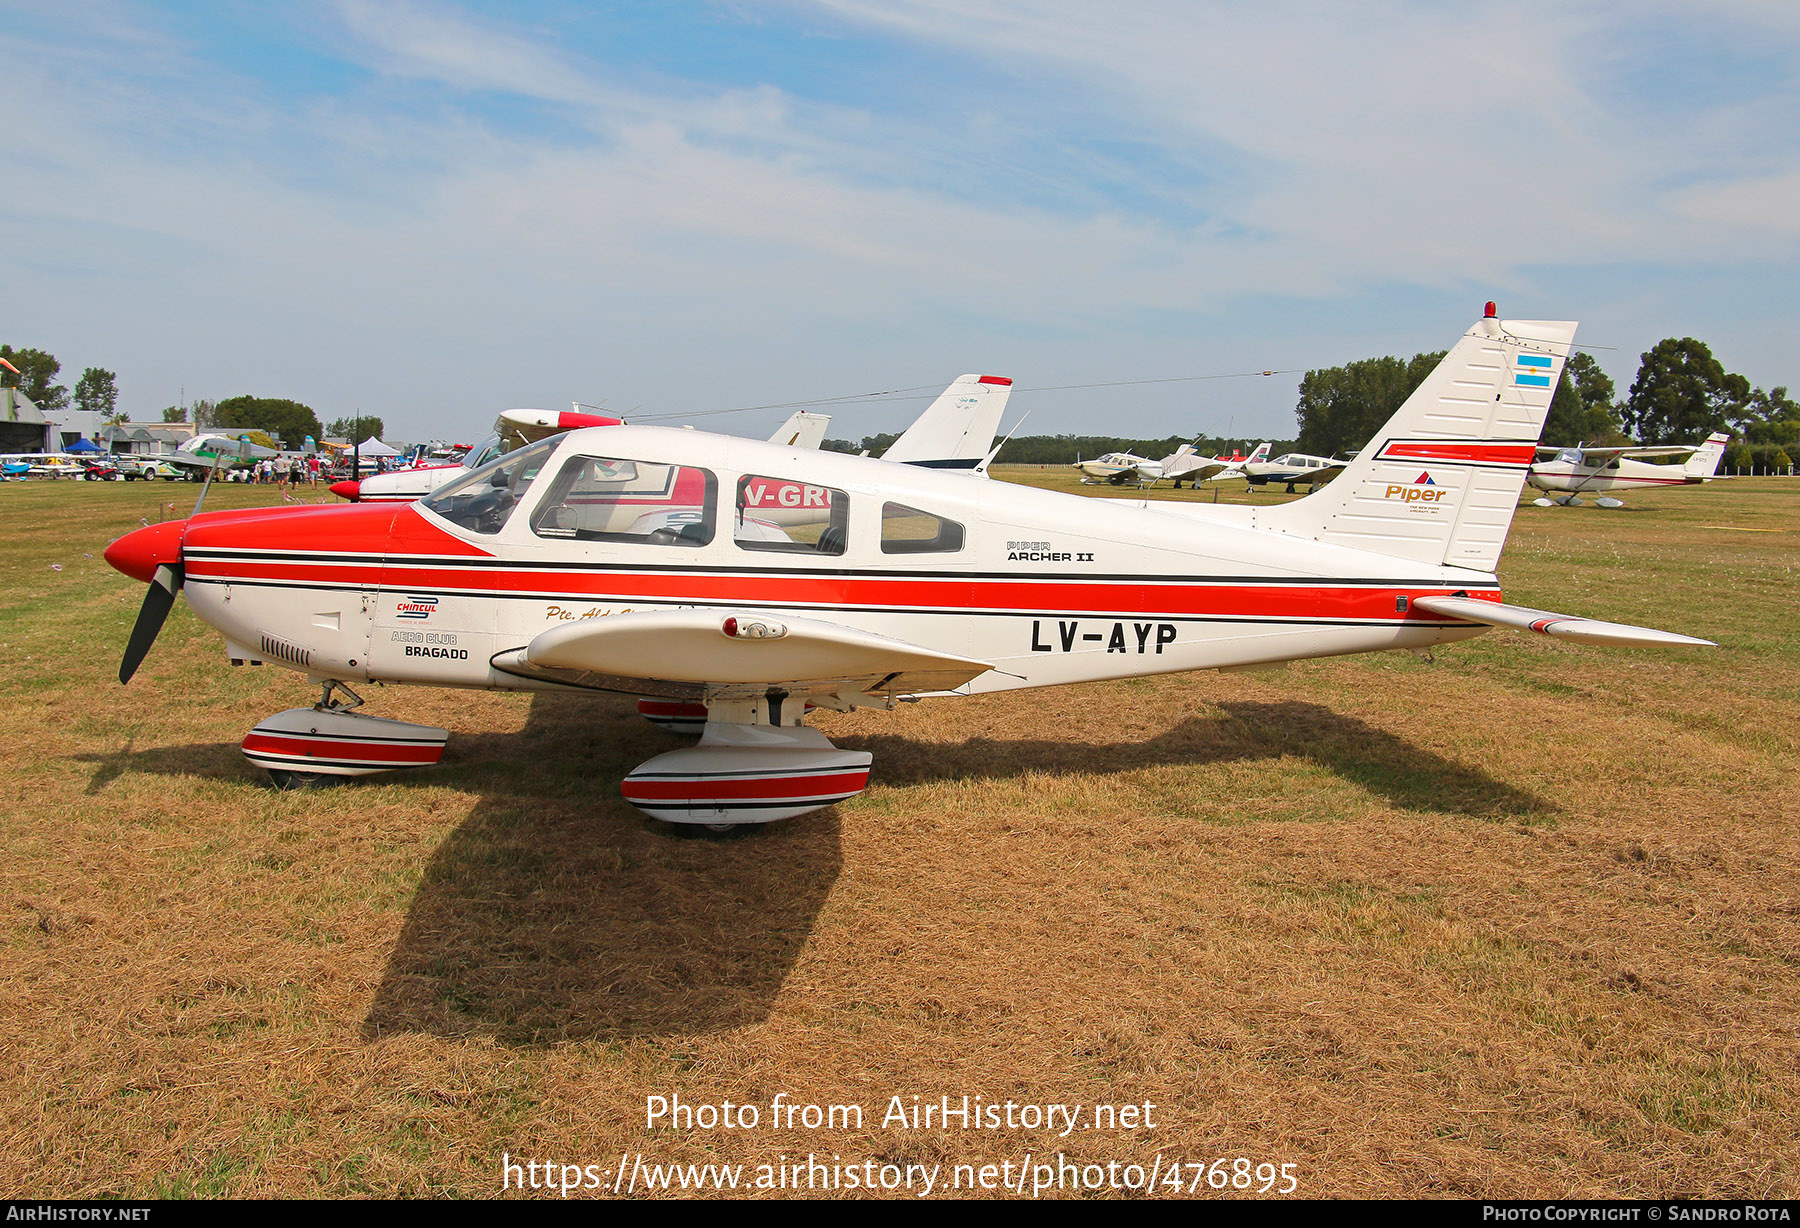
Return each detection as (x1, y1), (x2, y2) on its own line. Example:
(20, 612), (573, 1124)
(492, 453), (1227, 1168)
(1030, 619), (1177, 654)
(545, 604), (634, 622)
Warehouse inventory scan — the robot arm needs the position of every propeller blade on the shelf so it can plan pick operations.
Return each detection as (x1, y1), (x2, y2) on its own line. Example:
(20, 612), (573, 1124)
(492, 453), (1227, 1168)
(119, 564), (183, 684)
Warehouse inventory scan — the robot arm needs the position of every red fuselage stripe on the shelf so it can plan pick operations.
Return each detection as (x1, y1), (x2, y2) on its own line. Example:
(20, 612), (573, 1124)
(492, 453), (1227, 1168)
(187, 557), (1493, 622)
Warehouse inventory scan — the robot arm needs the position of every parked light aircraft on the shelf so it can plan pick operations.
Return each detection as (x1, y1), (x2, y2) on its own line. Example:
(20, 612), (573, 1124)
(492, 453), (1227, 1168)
(1082, 441), (1270, 489)
(1168, 441), (1272, 488)
(1073, 451), (1160, 485)
(1240, 448), (1348, 492)
(1527, 432), (1729, 507)
(164, 433), (279, 477)
(105, 306), (1713, 831)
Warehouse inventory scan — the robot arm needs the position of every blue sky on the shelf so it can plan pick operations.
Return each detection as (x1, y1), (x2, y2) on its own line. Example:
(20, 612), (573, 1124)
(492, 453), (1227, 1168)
(3, 0), (1796, 444)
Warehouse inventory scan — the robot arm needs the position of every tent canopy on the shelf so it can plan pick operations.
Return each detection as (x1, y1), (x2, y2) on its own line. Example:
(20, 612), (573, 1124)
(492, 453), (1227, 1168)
(356, 437), (400, 456)
(64, 437), (103, 453)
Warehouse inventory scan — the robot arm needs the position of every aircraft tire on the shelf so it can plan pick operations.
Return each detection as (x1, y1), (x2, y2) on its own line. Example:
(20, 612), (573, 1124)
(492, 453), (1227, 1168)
(662, 820), (753, 840)
(267, 768), (339, 791)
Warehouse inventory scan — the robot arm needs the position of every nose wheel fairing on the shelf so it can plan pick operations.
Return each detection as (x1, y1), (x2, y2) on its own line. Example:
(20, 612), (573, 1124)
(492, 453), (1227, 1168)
(241, 704), (449, 779)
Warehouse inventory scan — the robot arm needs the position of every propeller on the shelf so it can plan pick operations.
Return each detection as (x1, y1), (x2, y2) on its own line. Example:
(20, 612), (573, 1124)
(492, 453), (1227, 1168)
(105, 518), (190, 685)
(120, 563), (184, 683)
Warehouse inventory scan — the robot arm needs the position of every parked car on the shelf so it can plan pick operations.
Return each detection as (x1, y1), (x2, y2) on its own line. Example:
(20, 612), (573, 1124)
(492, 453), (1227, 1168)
(121, 458), (184, 481)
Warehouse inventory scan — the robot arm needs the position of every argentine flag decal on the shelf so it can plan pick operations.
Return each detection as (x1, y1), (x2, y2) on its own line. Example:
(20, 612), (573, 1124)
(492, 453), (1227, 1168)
(1514, 353), (1554, 388)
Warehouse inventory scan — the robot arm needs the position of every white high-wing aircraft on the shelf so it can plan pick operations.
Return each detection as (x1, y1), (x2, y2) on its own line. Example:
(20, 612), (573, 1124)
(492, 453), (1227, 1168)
(105, 306), (1713, 832)
(1527, 431), (1729, 507)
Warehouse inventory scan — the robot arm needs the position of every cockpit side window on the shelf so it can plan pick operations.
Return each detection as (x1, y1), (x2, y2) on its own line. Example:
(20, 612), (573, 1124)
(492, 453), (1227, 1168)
(420, 436), (559, 535)
(733, 475), (849, 555)
(529, 455), (717, 545)
(880, 502), (964, 554)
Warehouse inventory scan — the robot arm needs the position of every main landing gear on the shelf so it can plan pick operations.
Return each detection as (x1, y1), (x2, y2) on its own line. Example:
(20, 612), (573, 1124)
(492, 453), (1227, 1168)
(242, 681), (450, 790)
(625, 693), (871, 832)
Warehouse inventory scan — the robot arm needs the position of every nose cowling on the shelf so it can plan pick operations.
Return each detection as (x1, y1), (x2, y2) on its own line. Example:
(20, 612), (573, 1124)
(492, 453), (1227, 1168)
(330, 480), (361, 501)
(105, 519), (186, 584)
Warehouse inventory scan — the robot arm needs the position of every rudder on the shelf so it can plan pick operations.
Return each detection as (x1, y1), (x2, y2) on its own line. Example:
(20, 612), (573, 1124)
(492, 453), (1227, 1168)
(1261, 310), (1577, 571)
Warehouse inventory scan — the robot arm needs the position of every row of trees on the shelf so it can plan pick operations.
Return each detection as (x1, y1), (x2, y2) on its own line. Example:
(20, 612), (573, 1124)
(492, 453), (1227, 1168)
(1295, 337), (1797, 458)
(0, 345), (121, 423)
(2, 343), (387, 448)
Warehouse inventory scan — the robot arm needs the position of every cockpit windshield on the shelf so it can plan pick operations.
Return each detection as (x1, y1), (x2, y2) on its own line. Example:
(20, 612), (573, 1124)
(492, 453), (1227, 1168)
(421, 436), (560, 534)
(461, 433), (503, 470)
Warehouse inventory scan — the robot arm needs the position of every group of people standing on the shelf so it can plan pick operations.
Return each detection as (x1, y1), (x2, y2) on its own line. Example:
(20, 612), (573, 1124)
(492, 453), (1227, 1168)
(252, 454), (324, 488)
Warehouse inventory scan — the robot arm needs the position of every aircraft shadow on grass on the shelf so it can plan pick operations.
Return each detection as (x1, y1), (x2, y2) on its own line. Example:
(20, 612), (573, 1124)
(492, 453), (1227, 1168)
(80, 693), (1551, 1045)
(837, 698), (1554, 821)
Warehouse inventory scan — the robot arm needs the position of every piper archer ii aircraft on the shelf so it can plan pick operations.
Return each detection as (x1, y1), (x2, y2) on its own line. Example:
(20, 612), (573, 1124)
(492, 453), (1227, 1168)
(1526, 431), (1729, 507)
(104, 304), (1715, 831)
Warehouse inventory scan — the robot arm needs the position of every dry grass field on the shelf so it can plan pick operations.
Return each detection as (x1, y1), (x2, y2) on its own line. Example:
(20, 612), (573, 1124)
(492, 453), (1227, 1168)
(2, 472), (1796, 1198)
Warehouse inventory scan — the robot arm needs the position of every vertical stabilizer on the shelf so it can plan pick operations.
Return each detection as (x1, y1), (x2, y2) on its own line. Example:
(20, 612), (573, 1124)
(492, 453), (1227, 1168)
(1262, 312), (1577, 571)
(1685, 431), (1729, 478)
(881, 375), (1012, 470)
(767, 410), (830, 450)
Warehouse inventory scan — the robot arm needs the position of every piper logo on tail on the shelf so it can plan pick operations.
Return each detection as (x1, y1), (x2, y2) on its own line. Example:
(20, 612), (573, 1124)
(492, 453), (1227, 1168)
(1384, 471), (1444, 502)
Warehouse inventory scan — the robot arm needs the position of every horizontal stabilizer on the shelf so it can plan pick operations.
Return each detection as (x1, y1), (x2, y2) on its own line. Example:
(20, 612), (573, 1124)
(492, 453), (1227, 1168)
(1412, 596), (1714, 647)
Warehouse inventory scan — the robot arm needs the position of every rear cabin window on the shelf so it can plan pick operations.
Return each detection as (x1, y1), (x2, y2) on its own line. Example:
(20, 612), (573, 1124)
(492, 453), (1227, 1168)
(880, 501), (964, 554)
(530, 456), (717, 546)
(734, 475), (849, 555)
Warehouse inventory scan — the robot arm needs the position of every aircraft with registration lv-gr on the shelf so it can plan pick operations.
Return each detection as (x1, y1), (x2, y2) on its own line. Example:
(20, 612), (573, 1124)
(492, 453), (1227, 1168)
(104, 305), (1714, 831)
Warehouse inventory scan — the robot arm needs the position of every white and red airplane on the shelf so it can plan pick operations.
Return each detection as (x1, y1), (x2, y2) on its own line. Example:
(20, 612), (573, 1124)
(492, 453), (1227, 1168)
(105, 306), (1713, 831)
(1527, 432), (1729, 507)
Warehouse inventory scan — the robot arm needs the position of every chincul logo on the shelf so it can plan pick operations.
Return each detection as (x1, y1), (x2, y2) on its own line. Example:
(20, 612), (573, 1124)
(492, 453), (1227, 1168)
(397, 596), (440, 620)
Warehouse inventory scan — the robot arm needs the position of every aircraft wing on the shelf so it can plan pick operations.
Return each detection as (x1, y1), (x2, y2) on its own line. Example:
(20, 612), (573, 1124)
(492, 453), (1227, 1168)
(1411, 596), (1714, 647)
(1533, 444), (1698, 460)
(495, 408), (624, 448)
(490, 609), (993, 700)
